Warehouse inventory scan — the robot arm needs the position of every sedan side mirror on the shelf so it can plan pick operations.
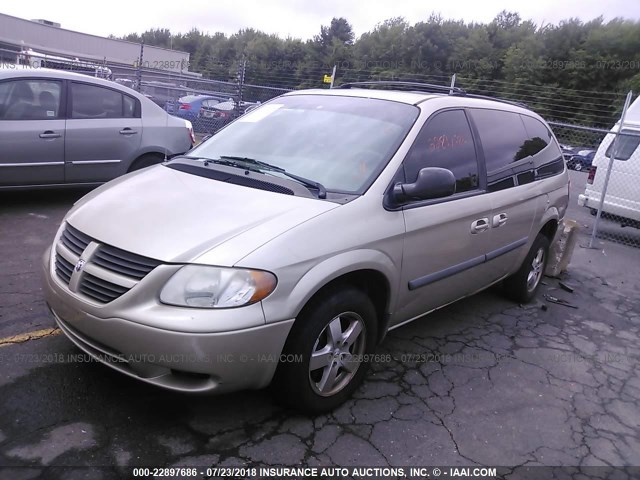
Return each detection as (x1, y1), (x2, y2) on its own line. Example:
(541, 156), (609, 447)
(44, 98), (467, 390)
(393, 167), (456, 203)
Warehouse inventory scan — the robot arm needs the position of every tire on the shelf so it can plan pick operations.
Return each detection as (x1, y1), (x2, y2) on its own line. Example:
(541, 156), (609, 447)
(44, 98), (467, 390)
(129, 153), (165, 172)
(503, 233), (550, 304)
(574, 161), (583, 171)
(272, 287), (378, 414)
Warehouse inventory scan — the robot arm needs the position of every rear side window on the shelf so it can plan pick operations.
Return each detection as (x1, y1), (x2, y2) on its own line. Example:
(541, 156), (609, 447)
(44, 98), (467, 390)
(0, 79), (62, 120)
(71, 83), (136, 119)
(605, 131), (640, 160)
(470, 109), (529, 173)
(404, 109), (479, 194)
(521, 115), (554, 156)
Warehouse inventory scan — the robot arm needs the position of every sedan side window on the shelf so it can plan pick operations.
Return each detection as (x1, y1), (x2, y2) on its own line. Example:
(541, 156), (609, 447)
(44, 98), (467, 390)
(0, 80), (62, 120)
(71, 83), (127, 119)
(404, 109), (479, 194)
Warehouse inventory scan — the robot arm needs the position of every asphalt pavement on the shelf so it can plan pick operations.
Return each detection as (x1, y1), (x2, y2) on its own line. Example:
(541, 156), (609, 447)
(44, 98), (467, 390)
(0, 171), (639, 478)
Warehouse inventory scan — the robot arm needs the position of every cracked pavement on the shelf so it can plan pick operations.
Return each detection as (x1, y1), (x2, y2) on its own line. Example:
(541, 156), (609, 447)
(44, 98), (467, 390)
(0, 172), (639, 478)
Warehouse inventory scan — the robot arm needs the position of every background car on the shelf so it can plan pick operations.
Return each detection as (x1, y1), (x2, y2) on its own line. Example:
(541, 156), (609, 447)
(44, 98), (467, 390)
(141, 81), (192, 111)
(0, 67), (195, 189)
(170, 94), (232, 130)
(197, 100), (260, 132)
(114, 78), (136, 90)
(567, 149), (595, 171)
(559, 143), (577, 161)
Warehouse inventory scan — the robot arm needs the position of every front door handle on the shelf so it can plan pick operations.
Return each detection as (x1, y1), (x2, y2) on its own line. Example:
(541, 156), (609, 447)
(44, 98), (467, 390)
(119, 128), (138, 135)
(471, 218), (490, 234)
(492, 213), (508, 228)
(39, 131), (61, 139)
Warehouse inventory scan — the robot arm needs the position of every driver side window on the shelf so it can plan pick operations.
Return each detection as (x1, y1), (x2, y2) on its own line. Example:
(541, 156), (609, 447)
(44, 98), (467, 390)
(404, 110), (479, 194)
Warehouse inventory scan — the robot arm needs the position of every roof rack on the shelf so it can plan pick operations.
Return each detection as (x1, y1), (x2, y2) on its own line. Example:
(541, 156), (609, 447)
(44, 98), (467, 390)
(337, 80), (528, 109)
(338, 81), (466, 95)
(450, 92), (528, 109)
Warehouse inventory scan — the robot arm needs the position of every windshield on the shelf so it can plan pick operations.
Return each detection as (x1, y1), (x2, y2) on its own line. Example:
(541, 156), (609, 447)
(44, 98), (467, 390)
(187, 94), (419, 193)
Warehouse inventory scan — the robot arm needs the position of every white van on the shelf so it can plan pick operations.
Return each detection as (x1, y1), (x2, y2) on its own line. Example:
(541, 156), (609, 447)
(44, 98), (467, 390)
(578, 97), (640, 225)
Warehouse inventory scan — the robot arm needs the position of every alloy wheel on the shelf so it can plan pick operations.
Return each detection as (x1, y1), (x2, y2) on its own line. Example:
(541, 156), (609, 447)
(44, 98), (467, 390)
(526, 247), (546, 292)
(309, 312), (367, 397)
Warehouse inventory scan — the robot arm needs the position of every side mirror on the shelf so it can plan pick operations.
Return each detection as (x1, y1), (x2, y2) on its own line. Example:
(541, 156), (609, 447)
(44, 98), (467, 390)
(393, 167), (456, 203)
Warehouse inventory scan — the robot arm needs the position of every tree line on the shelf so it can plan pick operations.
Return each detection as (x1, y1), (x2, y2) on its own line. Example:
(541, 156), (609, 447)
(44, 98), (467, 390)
(114, 12), (640, 127)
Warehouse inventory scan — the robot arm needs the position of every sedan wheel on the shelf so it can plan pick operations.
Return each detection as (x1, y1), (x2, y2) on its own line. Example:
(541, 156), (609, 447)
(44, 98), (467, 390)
(574, 162), (583, 171)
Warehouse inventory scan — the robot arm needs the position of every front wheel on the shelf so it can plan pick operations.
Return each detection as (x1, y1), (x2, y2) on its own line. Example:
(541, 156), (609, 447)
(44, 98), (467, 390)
(503, 233), (550, 303)
(272, 287), (378, 414)
(574, 161), (583, 172)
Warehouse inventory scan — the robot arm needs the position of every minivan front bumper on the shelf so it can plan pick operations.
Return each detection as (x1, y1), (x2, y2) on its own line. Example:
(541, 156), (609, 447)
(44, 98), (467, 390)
(42, 247), (294, 393)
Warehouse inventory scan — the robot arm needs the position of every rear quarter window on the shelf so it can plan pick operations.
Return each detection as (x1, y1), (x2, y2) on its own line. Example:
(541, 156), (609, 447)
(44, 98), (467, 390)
(470, 108), (563, 190)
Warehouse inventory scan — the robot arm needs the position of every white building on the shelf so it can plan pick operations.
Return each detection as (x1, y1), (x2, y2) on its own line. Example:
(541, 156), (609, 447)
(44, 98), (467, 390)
(0, 12), (191, 74)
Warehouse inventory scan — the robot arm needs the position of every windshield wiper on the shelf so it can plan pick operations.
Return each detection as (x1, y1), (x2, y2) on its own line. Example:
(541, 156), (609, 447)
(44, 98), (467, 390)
(174, 155), (244, 169)
(218, 155), (327, 199)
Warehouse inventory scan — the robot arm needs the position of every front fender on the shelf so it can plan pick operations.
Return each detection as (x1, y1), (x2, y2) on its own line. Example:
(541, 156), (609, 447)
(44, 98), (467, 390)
(261, 249), (400, 326)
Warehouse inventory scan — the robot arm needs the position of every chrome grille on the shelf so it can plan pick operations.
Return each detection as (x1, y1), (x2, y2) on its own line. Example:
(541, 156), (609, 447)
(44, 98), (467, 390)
(79, 272), (129, 304)
(92, 244), (160, 280)
(54, 223), (161, 304)
(55, 254), (74, 285)
(61, 224), (91, 256)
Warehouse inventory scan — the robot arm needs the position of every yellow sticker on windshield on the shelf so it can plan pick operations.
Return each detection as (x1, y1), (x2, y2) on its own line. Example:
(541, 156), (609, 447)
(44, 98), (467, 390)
(237, 104), (283, 123)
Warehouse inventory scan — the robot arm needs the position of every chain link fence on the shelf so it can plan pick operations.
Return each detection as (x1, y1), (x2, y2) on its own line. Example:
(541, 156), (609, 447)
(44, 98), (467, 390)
(550, 121), (640, 249)
(1, 42), (639, 248)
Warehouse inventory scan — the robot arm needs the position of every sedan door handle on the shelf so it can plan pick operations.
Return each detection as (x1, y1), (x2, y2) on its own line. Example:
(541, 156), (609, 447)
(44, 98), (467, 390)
(471, 218), (490, 234)
(39, 131), (61, 139)
(492, 213), (508, 228)
(119, 128), (138, 135)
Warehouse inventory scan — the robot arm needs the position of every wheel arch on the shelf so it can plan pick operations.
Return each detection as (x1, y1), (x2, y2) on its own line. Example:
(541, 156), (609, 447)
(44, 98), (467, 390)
(298, 269), (391, 344)
(128, 151), (167, 172)
(539, 215), (560, 243)
(267, 250), (398, 345)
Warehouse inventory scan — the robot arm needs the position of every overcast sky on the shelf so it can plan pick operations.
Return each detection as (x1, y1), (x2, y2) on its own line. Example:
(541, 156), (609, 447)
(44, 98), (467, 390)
(2, 0), (639, 40)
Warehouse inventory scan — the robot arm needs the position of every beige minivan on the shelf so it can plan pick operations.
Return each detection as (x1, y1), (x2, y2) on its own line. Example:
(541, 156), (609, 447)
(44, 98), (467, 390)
(42, 82), (569, 413)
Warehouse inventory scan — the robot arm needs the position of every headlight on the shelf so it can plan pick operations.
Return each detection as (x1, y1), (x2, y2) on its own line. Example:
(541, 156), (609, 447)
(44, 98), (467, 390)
(160, 265), (277, 308)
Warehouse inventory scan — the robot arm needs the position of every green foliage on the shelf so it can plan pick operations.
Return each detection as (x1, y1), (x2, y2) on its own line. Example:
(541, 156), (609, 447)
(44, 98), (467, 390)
(117, 13), (640, 127)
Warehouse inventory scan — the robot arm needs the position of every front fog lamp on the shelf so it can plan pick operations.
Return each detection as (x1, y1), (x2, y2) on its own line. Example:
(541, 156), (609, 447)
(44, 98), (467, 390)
(160, 265), (277, 308)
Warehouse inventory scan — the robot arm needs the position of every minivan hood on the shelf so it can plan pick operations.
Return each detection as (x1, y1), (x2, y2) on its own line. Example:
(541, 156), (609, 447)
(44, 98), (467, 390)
(65, 165), (339, 265)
